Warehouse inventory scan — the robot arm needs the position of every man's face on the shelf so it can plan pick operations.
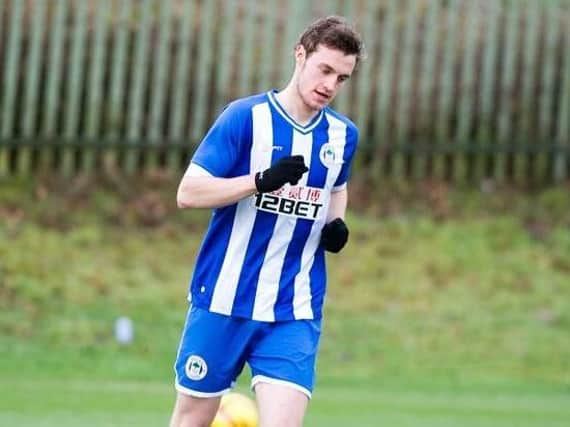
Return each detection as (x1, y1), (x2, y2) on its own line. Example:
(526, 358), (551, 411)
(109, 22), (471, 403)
(294, 44), (357, 112)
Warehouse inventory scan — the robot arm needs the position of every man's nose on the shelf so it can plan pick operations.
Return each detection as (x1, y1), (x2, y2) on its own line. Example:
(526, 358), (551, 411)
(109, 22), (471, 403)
(323, 75), (337, 92)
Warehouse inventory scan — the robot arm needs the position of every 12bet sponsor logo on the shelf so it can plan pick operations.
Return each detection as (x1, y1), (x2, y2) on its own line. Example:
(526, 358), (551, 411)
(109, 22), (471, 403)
(254, 185), (324, 220)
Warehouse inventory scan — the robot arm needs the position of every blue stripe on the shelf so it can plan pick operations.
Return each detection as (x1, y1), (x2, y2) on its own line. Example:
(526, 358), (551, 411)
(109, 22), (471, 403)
(309, 248), (326, 318)
(190, 205), (237, 306)
(306, 117), (331, 188)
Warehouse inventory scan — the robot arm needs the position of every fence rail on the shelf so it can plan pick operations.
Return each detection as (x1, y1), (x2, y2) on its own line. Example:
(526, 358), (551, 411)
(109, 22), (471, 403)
(0, 0), (568, 184)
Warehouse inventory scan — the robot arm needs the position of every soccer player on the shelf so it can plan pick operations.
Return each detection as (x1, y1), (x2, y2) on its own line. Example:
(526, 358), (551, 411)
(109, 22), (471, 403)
(170, 15), (364, 427)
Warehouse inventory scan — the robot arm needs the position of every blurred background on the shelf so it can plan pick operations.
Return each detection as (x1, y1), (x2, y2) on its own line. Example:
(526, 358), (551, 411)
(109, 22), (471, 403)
(0, 0), (569, 426)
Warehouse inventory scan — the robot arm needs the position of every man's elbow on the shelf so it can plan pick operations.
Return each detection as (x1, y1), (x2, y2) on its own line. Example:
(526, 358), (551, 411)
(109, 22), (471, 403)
(177, 197), (191, 209)
(177, 185), (197, 209)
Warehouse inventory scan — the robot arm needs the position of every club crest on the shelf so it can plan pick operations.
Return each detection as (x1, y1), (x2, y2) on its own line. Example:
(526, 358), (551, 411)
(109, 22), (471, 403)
(319, 143), (344, 167)
(185, 355), (208, 380)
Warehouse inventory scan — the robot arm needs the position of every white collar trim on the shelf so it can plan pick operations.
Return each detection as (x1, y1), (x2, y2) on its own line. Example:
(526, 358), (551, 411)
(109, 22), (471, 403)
(267, 91), (324, 134)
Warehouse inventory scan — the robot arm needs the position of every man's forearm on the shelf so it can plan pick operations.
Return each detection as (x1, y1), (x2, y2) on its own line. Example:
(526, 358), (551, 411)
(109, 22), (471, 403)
(177, 174), (257, 209)
(327, 188), (347, 222)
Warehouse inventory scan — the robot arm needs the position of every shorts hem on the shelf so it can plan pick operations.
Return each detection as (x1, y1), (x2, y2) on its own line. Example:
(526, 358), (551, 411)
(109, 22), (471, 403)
(251, 375), (312, 399)
(175, 382), (232, 398)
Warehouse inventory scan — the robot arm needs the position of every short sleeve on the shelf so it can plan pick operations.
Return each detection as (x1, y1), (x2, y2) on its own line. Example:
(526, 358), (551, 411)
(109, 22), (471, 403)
(191, 101), (252, 178)
(332, 124), (359, 190)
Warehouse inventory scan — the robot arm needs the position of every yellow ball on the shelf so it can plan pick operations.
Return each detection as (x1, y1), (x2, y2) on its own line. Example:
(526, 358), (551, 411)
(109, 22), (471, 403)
(211, 392), (258, 427)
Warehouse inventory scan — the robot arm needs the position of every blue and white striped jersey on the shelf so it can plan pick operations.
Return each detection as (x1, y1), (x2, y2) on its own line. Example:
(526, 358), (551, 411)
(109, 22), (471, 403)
(187, 90), (358, 321)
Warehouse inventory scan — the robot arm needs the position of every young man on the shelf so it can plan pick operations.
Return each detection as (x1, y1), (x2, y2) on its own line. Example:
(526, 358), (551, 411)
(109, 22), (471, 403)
(171, 16), (364, 427)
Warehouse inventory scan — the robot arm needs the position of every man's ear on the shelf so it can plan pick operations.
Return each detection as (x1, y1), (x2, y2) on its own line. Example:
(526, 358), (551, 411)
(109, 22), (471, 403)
(294, 44), (306, 65)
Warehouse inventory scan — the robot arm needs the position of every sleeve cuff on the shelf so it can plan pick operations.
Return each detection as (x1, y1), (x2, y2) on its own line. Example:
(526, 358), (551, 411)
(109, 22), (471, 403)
(331, 183), (347, 193)
(186, 162), (214, 177)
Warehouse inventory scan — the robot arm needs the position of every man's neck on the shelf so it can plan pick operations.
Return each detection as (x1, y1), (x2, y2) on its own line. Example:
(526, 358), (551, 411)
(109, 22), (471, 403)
(274, 85), (319, 126)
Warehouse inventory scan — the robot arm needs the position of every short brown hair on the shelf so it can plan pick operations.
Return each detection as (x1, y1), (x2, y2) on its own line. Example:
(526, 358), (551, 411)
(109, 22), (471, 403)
(297, 16), (365, 64)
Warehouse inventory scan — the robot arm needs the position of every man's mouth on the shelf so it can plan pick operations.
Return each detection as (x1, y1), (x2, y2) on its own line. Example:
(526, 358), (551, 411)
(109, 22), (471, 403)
(314, 90), (331, 100)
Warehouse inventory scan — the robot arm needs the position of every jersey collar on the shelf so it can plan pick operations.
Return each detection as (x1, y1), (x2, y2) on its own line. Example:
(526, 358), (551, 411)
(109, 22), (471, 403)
(267, 90), (324, 134)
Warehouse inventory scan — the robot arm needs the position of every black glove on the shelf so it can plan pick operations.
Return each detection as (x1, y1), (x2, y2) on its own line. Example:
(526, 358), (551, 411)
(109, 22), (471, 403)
(255, 155), (308, 193)
(321, 218), (349, 253)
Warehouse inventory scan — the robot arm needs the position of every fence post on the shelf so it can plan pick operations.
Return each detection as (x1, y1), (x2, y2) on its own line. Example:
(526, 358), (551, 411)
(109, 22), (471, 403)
(19, 0), (46, 175)
(353, 0), (379, 174)
(106, 0), (132, 172)
(372, 0), (398, 181)
(434, 0), (460, 181)
(496, 1), (522, 183)
(334, 0), (356, 116)
(235, 0), (258, 99)
(475, 1), (501, 182)
(455, 1), (481, 183)
(416, 0), (441, 180)
(257, 0), (279, 96)
(84, 0), (111, 173)
(0, 0), (4, 177)
(0, 0), (24, 176)
(554, 7), (570, 182)
(62, 0), (88, 176)
(167, 0), (196, 172)
(538, 0), (562, 184)
(394, 0), (420, 181)
(515, 0), (541, 184)
(146, 0), (174, 172)
(41, 0), (68, 172)
(189, 0), (217, 144)
(126, 0), (152, 174)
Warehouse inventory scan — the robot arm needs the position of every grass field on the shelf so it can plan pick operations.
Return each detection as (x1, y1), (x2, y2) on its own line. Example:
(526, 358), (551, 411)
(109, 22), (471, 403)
(1, 175), (569, 426)
(1, 377), (569, 427)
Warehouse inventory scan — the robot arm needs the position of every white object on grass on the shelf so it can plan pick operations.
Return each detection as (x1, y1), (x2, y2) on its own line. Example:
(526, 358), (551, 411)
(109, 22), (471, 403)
(114, 316), (134, 344)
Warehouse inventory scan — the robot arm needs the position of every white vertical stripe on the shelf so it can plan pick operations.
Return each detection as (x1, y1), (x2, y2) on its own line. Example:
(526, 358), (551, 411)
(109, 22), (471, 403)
(209, 103), (273, 315)
(324, 113), (347, 189)
(252, 130), (313, 321)
(293, 114), (347, 319)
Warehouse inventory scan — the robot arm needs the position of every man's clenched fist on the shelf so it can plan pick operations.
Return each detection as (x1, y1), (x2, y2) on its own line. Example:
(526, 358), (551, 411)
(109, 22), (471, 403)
(255, 155), (308, 193)
(321, 218), (349, 253)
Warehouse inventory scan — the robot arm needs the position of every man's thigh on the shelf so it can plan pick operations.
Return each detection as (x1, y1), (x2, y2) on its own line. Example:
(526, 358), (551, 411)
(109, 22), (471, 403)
(255, 382), (308, 427)
(169, 393), (221, 427)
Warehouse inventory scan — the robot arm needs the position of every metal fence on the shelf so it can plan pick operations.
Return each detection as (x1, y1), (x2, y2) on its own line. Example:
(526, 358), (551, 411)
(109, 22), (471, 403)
(0, 0), (568, 183)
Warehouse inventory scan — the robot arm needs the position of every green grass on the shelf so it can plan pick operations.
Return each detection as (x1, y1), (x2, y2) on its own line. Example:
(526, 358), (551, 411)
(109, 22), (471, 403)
(1, 378), (569, 427)
(1, 175), (569, 425)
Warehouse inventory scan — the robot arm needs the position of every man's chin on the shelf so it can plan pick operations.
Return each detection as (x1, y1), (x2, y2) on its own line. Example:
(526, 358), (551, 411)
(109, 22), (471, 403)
(309, 98), (329, 111)
(300, 94), (329, 112)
